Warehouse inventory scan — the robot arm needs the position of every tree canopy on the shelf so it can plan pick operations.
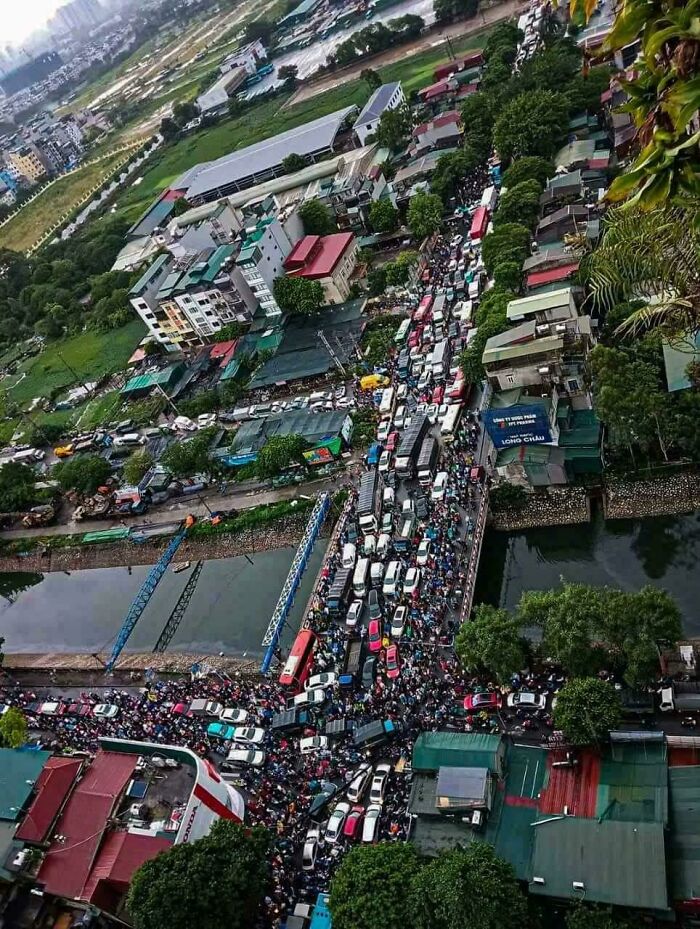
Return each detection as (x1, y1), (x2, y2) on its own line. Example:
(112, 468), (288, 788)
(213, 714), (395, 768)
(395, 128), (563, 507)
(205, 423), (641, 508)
(0, 707), (27, 748)
(53, 454), (112, 496)
(369, 199), (399, 234)
(127, 821), (269, 929)
(434, 0), (478, 25)
(455, 604), (527, 682)
(373, 104), (413, 151)
(281, 153), (308, 174)
(501, 156), (554, 189)
(329, 843), (420, 929)
(160, 429), (215, 479)
(553, 677), (622, 745)
(123, 449), (155, 486)
(0, 462), (38, 512)
(407, 191), (443, 239)
(493, 179), (543, 229)
(256, 434), (307, 479)
(298, 199), (337, 236)
(273, 276), (325, 316)
(493, 90), (569, 162)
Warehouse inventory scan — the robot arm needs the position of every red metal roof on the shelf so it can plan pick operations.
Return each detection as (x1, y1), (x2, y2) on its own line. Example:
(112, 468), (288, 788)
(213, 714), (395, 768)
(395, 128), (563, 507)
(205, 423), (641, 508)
(37, 751), (137, 901)
(538, 749), (600, 817)
(83, 832), (173, 902)
(433, 110), (460, 129)
(457, 82), (479, 98)
(588, 155), (610, 169)
(16, 757), (83, 844)
(600, 87), (613, 103)
(284, 234), (321, 269)
(285, 232), (354, 279)
(419, 79), (449, 99)
(209, 339), (237, 359)
(526, 262), (579, 289)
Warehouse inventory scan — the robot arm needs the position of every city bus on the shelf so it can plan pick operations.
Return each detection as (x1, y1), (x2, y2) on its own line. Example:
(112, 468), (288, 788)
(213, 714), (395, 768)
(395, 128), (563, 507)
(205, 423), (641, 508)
(440, 403), (463, 441)
(279, 629), (317, 691)
(413, 295), (433, 324)
(394, 318), (411, 345)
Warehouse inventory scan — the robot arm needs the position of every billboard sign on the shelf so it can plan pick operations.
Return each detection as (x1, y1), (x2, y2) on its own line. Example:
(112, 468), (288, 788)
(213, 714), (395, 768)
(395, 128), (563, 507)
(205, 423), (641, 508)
(483, 405), (552, 449)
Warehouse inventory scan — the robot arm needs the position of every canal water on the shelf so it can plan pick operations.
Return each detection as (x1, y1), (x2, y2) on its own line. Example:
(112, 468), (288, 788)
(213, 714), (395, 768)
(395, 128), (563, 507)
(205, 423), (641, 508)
(0, 544), (326, 657)
(474, 510), (700, 632)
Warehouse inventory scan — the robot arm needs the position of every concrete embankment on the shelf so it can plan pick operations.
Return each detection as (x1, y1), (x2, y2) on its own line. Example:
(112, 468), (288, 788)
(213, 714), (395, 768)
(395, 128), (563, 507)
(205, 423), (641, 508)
(605, 470), (700, 520)
(0, 513), (326, 574)
(489, 487), (590, 531)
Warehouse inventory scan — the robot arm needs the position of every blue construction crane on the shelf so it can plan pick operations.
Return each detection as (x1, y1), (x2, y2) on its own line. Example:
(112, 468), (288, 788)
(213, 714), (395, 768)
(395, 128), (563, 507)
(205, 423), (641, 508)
(106, 529), (187, 671)
(260, 492), (331, 673)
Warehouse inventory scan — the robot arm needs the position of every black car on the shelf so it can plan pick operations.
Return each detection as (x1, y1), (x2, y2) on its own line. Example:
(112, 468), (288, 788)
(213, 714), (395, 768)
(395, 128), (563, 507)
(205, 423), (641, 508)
(368, 589), (382, 621)
(415, 495), (429, 520)
(309, 781), (338, 818)
(362, 656), (377, 689)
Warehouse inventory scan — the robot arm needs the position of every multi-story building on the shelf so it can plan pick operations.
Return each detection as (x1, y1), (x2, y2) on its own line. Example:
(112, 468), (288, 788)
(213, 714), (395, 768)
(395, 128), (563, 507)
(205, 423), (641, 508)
(411, 110), (463, 156)
(196, 68), (248, 115)
(237, 217), (295, 319)
(5, 143), (53, 183)
(129, 246), (259, 351)
(220, 40), (267, 76)
(352, 81), (405, 146)
(49, 0), (105, 37)
(164, 201), (242, 259)
(283, 232), (358, 304)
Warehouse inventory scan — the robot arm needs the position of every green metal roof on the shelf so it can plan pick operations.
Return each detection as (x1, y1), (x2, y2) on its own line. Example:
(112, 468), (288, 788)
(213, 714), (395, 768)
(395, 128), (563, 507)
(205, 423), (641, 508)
(529, 818), (669, 911)
(121, 363), (182, 395)
(597, 741), (668, 826)
(668, 766), (700, 903)
(0, 748), (51, 821)
(482, 335), (563, 365)
(129, 254), (169, 296)
(412, 732), (504, 774)
(507, 287), (574, 320)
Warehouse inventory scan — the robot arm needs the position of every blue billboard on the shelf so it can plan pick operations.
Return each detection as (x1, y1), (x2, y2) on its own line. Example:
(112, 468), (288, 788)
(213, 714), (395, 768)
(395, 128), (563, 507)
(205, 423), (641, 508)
(483, 405), (552, 449)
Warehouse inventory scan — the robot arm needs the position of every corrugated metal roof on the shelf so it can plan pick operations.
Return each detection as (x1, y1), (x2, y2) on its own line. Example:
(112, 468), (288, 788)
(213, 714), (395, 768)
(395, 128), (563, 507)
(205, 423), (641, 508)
(507, 287), (574, 319)
(413, 732), (504, 774)
(527, 263), (579, 289)
(483, 335), (563, 364)
(354, 82), (401, 128)
(84, 832), (173, 901)
(129, 254), (170, 296)
(16, 757), (82, 843)
(668, 765), (700, 903)
(529, 818), (669, 911)
(0, 748), (52, 821)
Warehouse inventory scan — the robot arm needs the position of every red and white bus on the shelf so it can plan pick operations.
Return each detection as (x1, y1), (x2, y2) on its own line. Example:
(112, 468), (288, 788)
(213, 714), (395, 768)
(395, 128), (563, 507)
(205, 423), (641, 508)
(279, 629), (317, 691)
(413, 295), (433, 324)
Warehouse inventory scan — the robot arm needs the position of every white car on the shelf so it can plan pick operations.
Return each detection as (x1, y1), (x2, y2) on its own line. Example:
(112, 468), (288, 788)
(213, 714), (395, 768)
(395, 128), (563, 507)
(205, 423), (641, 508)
(38, 701), (62, 716)
(364, 534), (377, 556)
(224, 748), (266, 768)
(220, 708), (249, 724)
(346, 600), (363, 629)
(362, 804), (382, 843)
(197, 413), (217, 428)
(369, 763), (392, 804)
(325, 802), (350, 843)
(231, 726), (266, 744)
(378, 450), (391, 473)
(302, 826), (321, 871)
(431, 471), (449, 500)
(416, 538), (431, 566)
(391, 606), (408, 639)
(403, 567), (422, 596)
(396, 383), (408, 400)
(290, 688), (327, 709)
(382, 560), (402, 596)
(346, 764), (372, 803)
(300, 735), (329, 755)
(376, 420), (392, 442)
(377, 533), (391, 557)
(93, 703), (119, 719)
(306, 672), (338, 690)
(507, 691), (547, 710)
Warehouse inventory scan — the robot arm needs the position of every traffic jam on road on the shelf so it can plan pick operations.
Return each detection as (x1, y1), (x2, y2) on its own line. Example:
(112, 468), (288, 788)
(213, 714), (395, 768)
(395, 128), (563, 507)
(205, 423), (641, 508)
(0, 218), (565, 926)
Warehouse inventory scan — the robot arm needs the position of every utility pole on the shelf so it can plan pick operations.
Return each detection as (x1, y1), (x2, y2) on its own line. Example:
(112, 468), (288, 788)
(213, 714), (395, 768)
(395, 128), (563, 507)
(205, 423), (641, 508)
(318, 330), (347, 376)
(57, 351), (81, 382)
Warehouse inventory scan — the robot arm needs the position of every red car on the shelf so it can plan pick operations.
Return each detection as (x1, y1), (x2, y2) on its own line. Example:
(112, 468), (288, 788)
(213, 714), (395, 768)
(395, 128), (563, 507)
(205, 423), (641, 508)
(385, 431), (399, 452)
(431, 385), (444, 404)
(172, 702), (191, 716)
(464, 692), (502, 712)
(386, 644), (400, 679)
(343, 805), (365, 839)
(448, 380), (465, 400)
(368, 620), (382, 653)
(65, 702), (92, 717)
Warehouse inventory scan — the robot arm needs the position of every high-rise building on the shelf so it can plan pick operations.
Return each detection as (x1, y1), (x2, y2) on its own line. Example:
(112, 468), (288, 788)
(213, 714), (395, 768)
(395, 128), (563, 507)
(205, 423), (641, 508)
(49, 0), (105, 37)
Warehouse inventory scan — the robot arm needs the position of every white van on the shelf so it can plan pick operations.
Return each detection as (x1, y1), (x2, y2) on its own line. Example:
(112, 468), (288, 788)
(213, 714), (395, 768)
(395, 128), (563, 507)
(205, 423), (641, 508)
(342, 543), (357, 569)
(370, 561), (384, 588)
(431, 471), (449, 500)
(382, 560), (402, 596)
(353, 558), (370, 597)
(659, 687), (675, 712)
(377, 533), (391, 557)
(113, 433), (146, 447)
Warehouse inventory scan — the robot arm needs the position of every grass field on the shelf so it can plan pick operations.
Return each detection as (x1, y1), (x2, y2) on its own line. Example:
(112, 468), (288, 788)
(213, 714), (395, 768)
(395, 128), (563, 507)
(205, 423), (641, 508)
(4, 320), (145, 408)
(0, 150), (131, 253)
(115, 24), (494, 224)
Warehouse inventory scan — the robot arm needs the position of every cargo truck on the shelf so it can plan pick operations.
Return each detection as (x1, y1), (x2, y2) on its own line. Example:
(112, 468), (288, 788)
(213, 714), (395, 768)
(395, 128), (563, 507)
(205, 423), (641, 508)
(394, 415), (430, 478)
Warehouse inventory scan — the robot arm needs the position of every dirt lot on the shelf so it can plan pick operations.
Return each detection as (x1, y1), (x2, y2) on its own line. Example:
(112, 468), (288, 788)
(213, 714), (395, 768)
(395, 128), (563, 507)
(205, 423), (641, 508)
(286, 0), (528, 107)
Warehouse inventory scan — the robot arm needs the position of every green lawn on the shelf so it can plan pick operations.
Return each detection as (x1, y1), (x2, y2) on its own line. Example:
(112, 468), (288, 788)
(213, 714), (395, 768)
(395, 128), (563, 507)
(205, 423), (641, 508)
(115, 22), (495, 223)
(5, 320), (145, 408)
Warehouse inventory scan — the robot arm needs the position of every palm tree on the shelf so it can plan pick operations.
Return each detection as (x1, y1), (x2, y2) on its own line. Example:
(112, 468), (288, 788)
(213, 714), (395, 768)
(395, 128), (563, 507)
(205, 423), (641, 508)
(582, 203), (700, 339)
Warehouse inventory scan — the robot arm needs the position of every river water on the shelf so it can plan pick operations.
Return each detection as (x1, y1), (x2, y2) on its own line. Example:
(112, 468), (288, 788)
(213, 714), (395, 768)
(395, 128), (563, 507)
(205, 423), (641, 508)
(0, 545), (326, 658)
(474, 509), (700, 631)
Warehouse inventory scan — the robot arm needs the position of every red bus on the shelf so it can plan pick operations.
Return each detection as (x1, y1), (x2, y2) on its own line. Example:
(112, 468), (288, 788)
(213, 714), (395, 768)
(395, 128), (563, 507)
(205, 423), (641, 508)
(470, 206), (489, 242)
(279, 629), (317, 691)
(413, 295), (433, 324)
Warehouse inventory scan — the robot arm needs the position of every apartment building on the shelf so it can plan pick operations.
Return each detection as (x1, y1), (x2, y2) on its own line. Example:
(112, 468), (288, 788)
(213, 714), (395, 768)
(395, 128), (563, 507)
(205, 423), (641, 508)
(129, 247), (258, 351)
(237, 217), (295, 319)
(164, 201), (242, 259)
(352, 82), (405, 146)
(5, 144), (53, 183)
(283, 232), (358, 304)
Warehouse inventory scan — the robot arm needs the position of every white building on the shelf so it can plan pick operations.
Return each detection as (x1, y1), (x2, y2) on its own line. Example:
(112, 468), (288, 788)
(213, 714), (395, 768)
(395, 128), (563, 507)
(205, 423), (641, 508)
(237, 216), (296, 319)
(220, 40), (267, 76)
(352, 81), (405, 146)
(197, 68), (248, 115)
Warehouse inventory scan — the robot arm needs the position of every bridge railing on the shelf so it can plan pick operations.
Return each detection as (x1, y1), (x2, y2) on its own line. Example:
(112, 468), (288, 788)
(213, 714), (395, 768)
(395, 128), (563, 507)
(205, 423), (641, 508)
(459, 483), (489, 625)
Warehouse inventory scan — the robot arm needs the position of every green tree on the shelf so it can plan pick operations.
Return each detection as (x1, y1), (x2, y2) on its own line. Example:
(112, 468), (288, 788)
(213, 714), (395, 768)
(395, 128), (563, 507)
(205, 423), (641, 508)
(385, 251), (419, 286)
(0, 707), (27, 748)
(160, 429), (216, 479)
(367, 267), (387, 296)
(494, 179), (543, 229)
(434, 0), (477, 24)
(480, 223), (531, 276)
(483, 21), (522, 62)
(256, 434), (307, 479)
(374, 104), (413, 151)
(273, 276), (325, 316)
(298, 198), (337, 235)
(501, 156), (554, 189)
(172, 100), (199, 126)
(0, 462), (37, 512)
(123, 449), (155, 486)
(431, 147), (479, 203)
(553, 677), (621, 745)
(361, 68), (382, 92)
(369, 199), (399, 234)
(244, 19), (274, 44)
(489, 483), (527, 511)
(460, 93), (494, 162)
(455, 603), (526, 681)
(518, 584), (604, 676)
(159, 117), (180, 141)
(127, 821), (269, 929)
(413, 844), (527, 929)
(493, 90), (569, 162)
(53, 455), (112, 496)
(329, 843), (420, 929)
(407, 191), (443, 239)
(566, 902), (640, 929)
(278, 64), (299, 87)
(493, 260), (522, 292)
(281, 153), (308, 174)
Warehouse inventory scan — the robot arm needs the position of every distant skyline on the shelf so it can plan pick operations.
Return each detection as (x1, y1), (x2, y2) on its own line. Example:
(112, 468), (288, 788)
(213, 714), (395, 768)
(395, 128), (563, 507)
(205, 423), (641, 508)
(4, 1), (68, 46)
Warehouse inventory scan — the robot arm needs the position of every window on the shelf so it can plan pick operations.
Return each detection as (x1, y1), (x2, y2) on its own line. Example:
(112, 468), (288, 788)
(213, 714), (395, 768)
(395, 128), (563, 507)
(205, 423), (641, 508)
(505, 374), (516, 385)
(567, 379), (580, 392)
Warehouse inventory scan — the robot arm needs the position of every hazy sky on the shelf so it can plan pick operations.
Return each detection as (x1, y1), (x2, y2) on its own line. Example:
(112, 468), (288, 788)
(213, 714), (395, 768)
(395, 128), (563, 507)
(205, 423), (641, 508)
(4, 1), (65, 46)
